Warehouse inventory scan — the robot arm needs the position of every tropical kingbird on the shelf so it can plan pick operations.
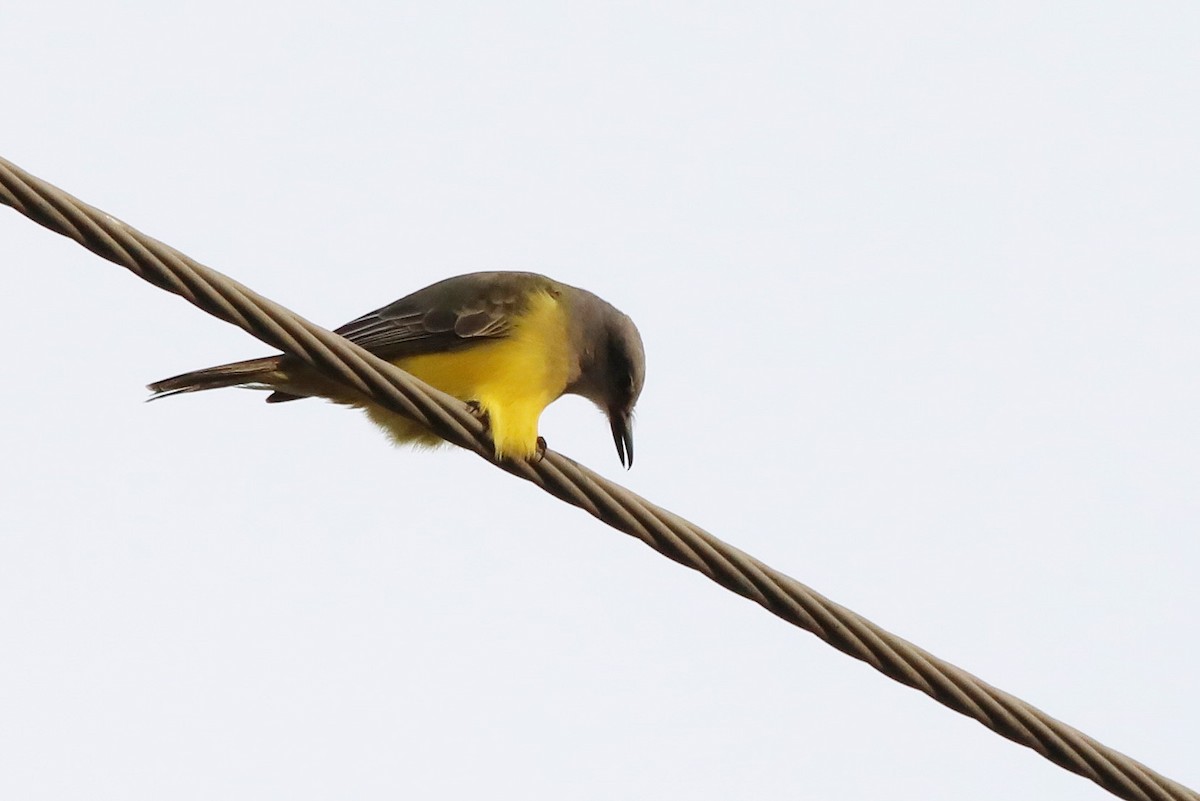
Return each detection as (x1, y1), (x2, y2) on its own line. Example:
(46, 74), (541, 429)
(148, 271), (646, 466)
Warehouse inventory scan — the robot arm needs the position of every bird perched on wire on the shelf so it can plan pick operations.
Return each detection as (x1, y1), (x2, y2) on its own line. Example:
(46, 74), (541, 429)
(148, 271), (646, 467)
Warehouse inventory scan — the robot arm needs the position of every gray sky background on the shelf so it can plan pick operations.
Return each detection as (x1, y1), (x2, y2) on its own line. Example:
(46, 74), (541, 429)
(2, 3), (1197, 799)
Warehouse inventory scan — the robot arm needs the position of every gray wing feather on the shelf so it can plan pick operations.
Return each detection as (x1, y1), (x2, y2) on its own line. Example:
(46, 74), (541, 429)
(333, 272), (549, 359)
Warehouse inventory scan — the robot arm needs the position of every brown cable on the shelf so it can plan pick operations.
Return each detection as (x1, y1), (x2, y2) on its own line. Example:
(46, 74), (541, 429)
(1, 155), (1194, 801)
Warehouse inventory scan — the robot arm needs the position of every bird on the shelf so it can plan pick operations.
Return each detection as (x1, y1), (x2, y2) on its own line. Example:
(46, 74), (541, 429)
(147, 271), (646, 467)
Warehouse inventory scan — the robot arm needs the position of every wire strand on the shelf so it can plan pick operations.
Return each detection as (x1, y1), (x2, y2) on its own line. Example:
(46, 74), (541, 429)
(1, 156), (1194, 801)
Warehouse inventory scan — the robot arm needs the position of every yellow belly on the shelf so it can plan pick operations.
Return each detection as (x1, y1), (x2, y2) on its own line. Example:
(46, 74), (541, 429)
(361, 289), (572, 459)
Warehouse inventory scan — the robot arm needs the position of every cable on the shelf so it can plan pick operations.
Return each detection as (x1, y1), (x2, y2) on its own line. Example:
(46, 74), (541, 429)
(1, 155), (1194, 801)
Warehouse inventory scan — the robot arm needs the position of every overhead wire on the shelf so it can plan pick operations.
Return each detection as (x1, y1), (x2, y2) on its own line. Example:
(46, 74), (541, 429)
(1, 155), (1194, 801)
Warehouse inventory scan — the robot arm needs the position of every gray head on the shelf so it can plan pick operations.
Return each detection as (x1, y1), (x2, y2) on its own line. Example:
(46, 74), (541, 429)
(564, 289), (646, 468)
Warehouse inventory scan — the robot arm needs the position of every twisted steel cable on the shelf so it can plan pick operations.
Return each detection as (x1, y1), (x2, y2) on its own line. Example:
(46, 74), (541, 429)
(1, 155), (1194, 801)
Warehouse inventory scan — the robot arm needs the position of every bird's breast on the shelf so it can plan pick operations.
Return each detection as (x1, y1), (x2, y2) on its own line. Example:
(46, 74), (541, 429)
(392, 289), (572, 458)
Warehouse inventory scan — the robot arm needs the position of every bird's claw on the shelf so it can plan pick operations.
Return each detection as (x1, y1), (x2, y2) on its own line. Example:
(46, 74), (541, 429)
(466, 400), (489, 425)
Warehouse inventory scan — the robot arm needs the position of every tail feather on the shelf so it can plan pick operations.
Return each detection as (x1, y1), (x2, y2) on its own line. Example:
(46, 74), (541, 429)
(146, 356), (284, 400)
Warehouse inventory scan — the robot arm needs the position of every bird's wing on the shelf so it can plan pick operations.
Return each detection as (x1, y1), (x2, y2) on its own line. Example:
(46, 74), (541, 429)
(333, 272), (553, 359)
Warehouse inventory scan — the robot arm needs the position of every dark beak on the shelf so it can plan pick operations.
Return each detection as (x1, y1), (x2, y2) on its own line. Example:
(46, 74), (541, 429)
(609, 408), (634, 468)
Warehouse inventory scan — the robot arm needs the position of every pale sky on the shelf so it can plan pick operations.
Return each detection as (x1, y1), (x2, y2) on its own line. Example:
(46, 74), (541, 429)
(1, 3), (1197, 799)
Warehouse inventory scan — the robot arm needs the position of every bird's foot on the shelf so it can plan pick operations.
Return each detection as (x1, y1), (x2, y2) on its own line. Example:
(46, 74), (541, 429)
(534, 436), (547, 462)
(466, 400), (489, 425)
